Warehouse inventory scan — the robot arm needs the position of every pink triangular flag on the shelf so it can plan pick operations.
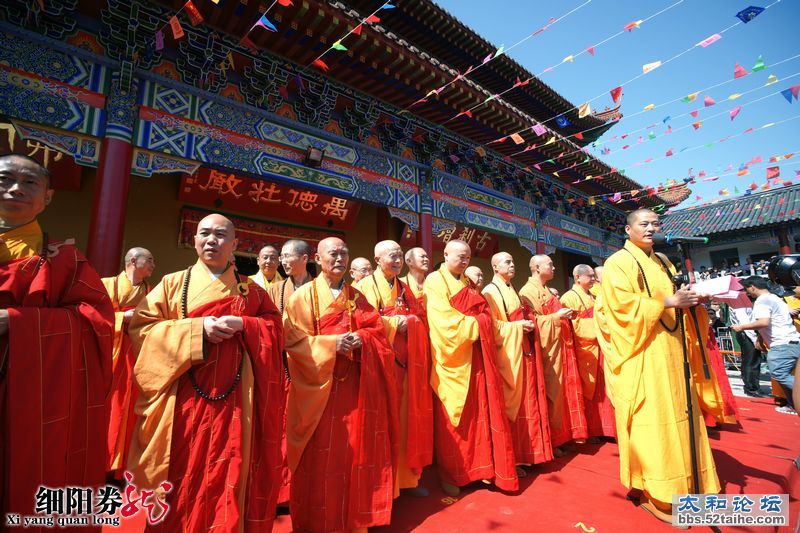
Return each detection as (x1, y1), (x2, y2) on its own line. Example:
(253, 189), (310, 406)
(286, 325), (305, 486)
(690, 110), (699, 118)
(733, 63), (748, 79)
(587, 46), (595, 56)
(729, 106), (741, 120)
(703, 95), (716, 107)
(791, 85), (800, 99)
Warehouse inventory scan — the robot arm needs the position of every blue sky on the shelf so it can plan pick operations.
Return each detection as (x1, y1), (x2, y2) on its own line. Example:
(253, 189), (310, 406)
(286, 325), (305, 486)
(433, 0), (799, 210)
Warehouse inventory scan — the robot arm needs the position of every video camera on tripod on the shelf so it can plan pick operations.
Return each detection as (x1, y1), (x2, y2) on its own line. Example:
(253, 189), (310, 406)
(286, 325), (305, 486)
(767, 254), (800, 290)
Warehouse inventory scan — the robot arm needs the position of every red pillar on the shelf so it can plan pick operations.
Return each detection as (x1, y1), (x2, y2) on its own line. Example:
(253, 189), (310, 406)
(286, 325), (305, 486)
(86, 138), (133, 277)
(420, 212), (433, 259)
(536, 241), (546, 254)
(777, 227), (791, 255)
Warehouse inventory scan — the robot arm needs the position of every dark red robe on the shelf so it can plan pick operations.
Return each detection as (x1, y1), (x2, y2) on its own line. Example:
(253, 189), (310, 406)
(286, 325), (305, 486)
(433, 285), (518, 492)
(0, 243), (113, 524)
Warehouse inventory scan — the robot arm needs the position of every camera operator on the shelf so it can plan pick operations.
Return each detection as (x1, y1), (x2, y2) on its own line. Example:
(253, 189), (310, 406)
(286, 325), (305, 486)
(732, 276), (799, 413)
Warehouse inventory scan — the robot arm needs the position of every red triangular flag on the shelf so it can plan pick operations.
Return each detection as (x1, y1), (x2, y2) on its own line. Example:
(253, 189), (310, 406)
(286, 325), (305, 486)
(574, 132), (584, 140)
(733, 62), (748, 79)
(352, 24), (362, 35)
(278, 0), (294, 5)
(184, 0), (204, 26)
(312, 58), (330, 72)
(366, 14), (381, 24)
(169, 15), (185, 39)
(690, 110), (699, 118)
(587, 46), (595, 56)
(610, 86), (623, 103)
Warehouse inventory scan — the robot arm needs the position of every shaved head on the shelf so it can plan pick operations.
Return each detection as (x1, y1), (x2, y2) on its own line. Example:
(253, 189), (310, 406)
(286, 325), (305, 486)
(124, 247), (151, 264)
(123, 247), (155, 281)
(491, 252), (515, 281)
(594, 265), (604, 283)
(349, 256), (372, 282)
(465, 266), (484, 288)
(530, 254), (555, 282)
(626, 208), (657, 226)
(572, 264), (596, 291)
(491, 252), (512, 268)
(572, 264), (594, 278)
(316, 237), (349, 282)
(194, 213), (237, 273)
(318, 237), (346, 255)
(444, 239), (471, 276)
(374, 240), (403, 278)
(404, 246), (430, 276)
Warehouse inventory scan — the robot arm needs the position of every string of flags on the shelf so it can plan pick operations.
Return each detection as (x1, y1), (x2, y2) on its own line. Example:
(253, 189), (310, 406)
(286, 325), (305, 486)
(475, 1), (781, 149)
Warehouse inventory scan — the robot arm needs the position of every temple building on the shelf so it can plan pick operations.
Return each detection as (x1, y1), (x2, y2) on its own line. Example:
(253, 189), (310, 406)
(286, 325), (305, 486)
(661, 184), (800, 270)
(0, 0), (684, 290)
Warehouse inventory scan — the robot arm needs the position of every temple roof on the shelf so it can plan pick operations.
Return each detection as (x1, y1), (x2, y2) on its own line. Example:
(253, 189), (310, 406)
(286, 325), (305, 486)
(148, 0), (672, 208)
(661, 184), (800, 236)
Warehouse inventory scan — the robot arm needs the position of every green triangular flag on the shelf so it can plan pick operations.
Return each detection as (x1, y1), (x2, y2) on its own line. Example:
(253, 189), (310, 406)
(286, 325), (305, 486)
(332, 40), (348, 51)
(752, 55), (765, 72)
(648, 131), (656, 140)
(494, 44), (505, 58)
(734, 186), (740, 193)
(705, 143), (713, 148)
(619, 169), (626, 175)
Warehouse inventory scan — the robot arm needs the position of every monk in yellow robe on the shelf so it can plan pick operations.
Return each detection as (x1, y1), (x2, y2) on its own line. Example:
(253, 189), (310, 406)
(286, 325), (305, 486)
(520, 255), (587, 454)
(560, 264), (616, 440)
(589, 266), (603, 298)
(250, 244), (283, 289)
(401, 246), (429, 302)
(284, 237), (399, 532)
(101, 246), (155, 480)
(594, 208), (719, 524)
(425, 240), (517, 497)
(128, 214), (285, 531)
(482, 252), (552, 472)
(356, 240), (432, 497)
(265, 238), (313, 505)
(350, 256), (373, 283)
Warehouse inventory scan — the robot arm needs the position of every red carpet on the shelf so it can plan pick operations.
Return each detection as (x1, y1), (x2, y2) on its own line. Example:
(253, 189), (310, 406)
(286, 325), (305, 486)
(108, 397), (799, 532)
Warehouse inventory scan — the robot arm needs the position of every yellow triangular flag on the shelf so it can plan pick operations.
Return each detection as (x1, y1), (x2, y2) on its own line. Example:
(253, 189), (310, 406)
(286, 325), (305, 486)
(643, 103), (655, 111)
(578, 102), (591, 118)
(544, 136), (555, 146)
(686, 91), (699, 102)
(765, 74), (778, 85)
(563, 55), (574, 63)
(728, 93), (743, 100)
(762, 122), (775, 128)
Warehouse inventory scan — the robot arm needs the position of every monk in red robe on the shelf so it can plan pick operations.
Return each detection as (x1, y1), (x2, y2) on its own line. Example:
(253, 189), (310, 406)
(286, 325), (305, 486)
(128, 214), (284, 531)
(482, 252), (553, 472)
(425, 240), (518, 497)
(102, 246), (155, 480)
(284, 237), (399, 532)
(0, 154), (114, 521)
(559, 264), (616, 440)
(356, 240), (432, 497)
(520, 255), (587, 455)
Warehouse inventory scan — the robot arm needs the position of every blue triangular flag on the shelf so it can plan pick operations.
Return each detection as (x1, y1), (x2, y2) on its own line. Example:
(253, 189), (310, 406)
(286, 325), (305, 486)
(555, 114), (571, 128)
(257, 14), (278, 32)
(662, 116), (671, 124)
(381, 2), (396, 8)
(781, 88), (794, 103)
(736, 6), (765, 23)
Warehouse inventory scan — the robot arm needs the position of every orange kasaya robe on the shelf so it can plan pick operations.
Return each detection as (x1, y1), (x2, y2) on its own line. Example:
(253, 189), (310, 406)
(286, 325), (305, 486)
(284, 276), (399, 532)
(101, 271), (151, 477)
(483, 276), (553, 465)
(250, 270), (283, 290)
(357, 271), (433, 495)
(594, 241), (719, 504)
(683, 306), (738, 426)
(0, 221), (114, 524)
(560, 286), (616, 438)
(128, 260), (285, 532)
(266, 275), (311, 505)
(401, 272), (425, 303)
(425, 266), (518, 491)
(520, 277), (587, 447)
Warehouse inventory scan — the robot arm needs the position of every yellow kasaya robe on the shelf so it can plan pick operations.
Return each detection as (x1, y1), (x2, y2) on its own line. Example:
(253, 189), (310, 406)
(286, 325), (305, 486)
(425, 267), (479, 425)
(520, 276), (587, 446)
(357, 270), (431, 494)
(266, 275), (310, 315)
(0, 220), (42, 262)
(786, 295), (800, 333)
(128, 259), (285, 531)
(481, 276), (526, 419)
(594, 240), (720, 503)
(250, 269), (283, 290)
(560, 286), (600, 399)
(589, 283), (601, 298)
(401, 273), (425, 302)
(101, 271), (150, 473)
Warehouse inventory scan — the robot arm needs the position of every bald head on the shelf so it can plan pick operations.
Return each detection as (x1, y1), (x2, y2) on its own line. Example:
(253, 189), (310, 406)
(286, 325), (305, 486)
(444, 239), (471, 276)
(0, 153), (54, 228)
(374, 240), (403, 279)
(349, 256), (372, 282)
(280, 239), (310, 280)
(625, 208), (661, 251)
(316, 237), (349, 282)
(404, 246), (430, 275)
(194, 214), (237, 273)
(572, 264), (596, 291)
(257, 245), (280, 277)
(124, 247), (155, 281)
(530, 254), (555, 282)
(491, 252), (516, 281)
(626, 208), (658, 226)
(465, 266), (484, 288)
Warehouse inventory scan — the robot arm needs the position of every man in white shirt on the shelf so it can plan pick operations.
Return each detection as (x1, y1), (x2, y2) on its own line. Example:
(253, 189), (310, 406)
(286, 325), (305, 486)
(726, 304), (764, 396)
(732, 277), (800, 411)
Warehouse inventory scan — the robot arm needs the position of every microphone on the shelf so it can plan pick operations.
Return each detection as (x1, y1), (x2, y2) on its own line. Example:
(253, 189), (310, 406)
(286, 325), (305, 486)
(651, 233), (709, 245)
